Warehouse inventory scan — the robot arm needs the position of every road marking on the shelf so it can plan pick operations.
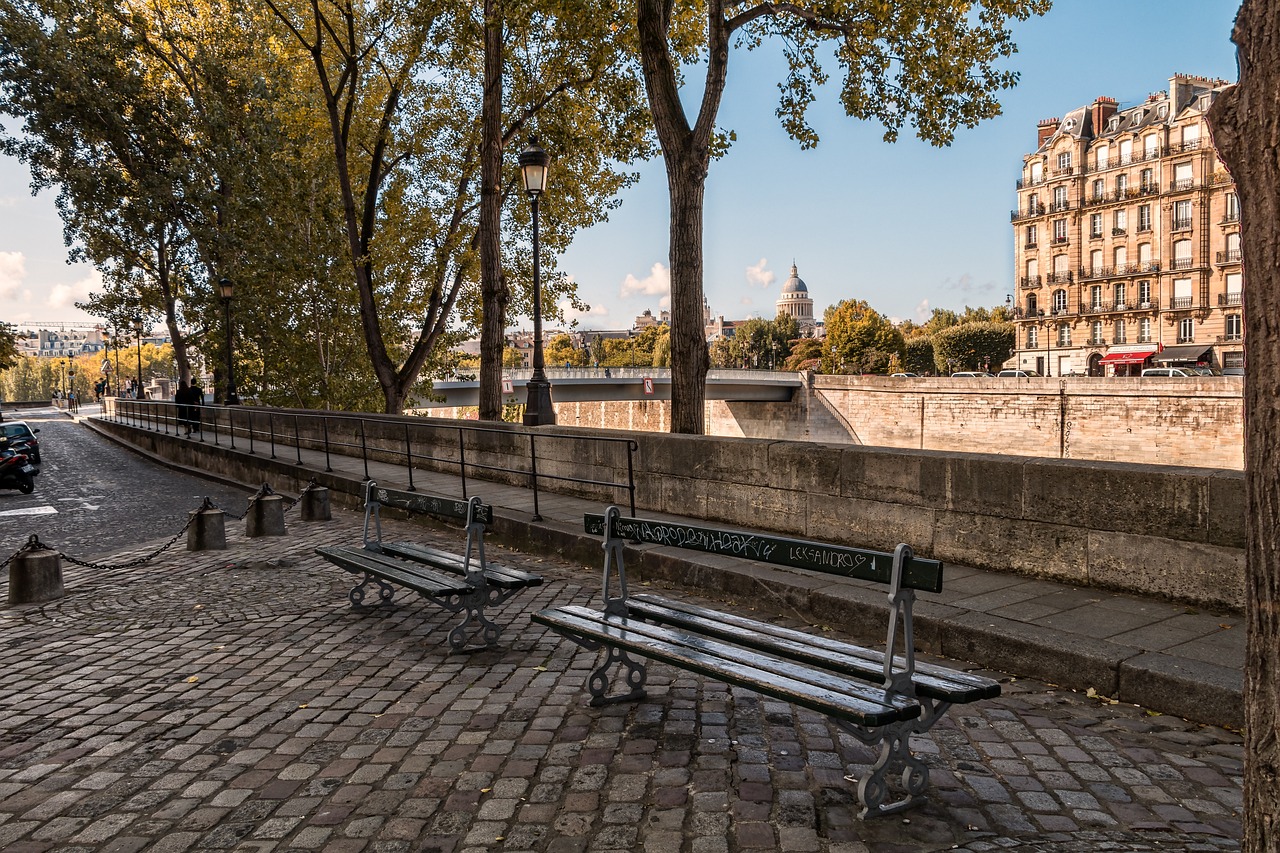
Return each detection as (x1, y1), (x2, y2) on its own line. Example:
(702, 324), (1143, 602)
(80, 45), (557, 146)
(0, 506), (58, 518)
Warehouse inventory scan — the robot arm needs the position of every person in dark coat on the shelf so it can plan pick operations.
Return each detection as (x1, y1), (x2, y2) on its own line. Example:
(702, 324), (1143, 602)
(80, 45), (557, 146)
(175, 380), (196, 435)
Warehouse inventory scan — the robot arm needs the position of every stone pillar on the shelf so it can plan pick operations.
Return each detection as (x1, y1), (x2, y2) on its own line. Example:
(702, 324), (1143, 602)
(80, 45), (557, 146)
(187, 508), (227, 551)
(8, 547), (64, 605)
(246, 494), (286, 537)
(300, 487), (332, 522)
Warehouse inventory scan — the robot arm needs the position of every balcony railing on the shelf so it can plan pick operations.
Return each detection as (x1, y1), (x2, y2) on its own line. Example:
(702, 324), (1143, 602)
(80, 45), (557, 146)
(1221, 212), (1240, 223)
(1117, 263), (1145, 276)
(1219, 292), (1243, 306)
(1050, 235), (1069, 245)
(1176, 335), (1196, 344)
(1137, 335), (1153, 343)
(1082, 266), (1113, 280)
(1137, 224), (1153, 233)
(1217, 333), (1243, 342)
(1088, 336), (1106, 346)
(1143, 261), (1161, 273)
(1170, 296), (1194, 309)
(1019, 275), (1042, 289)
(1169, 178), (1195, 192)
(1171, 218), (1194, 231)
(1169, 257), (1195, 270)
(1053, 166), (1075, 177)
(1171, 139), (1203, 153)
(1216, 249), (1242, 264)
(1010, 204), (1046, 221)
(1016, 176), (1046, 190)
(1049, 200), (1072, 213)
(1089, 230), (1104, 240)
(1049, 305), (1073, 317)
(1138, 183), (1159, 196)
(1112, 227), (1127, 237)
(1113, 302), (1130, 312)
(1046, 271), (1073, 284)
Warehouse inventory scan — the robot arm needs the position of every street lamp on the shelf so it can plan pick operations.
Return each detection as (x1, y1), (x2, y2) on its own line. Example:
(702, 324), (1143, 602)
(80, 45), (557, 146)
(519, 137), (554, 426)
(219, 277), (239, 404)
(61, 358), (68, 400)
(112, 328), (121, 395)
(132, 315), (144, 399)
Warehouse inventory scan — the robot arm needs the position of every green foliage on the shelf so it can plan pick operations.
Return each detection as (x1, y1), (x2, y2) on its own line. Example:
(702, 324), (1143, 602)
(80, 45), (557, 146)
(544, 334), (589, 368)
(903, 338), (936, 375)
(0, 325), (17, 372)
(783, 337), (825, 371)
(822, 300), (905, 375)
(933, 322), (1016, 373)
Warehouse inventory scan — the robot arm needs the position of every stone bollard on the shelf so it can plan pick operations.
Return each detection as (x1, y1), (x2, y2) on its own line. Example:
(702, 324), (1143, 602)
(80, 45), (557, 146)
(300, 486), (332, 522)
(9, 546), (64, 605)
(187, 507), (227, 551)
(246, 494), (287, 538)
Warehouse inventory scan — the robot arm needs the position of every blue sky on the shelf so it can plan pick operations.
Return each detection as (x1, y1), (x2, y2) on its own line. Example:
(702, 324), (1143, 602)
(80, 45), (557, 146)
(0, 0), (1242, 331)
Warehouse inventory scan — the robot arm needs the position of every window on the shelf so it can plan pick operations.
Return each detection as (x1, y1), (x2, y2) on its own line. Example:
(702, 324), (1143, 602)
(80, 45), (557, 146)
(1225, 193), (1239, 221)
(1140, 168), (1154, 192)
(1090, 250), (1103, 276)
(1114, 321), (1127, 344)
(1173, 277), (1193, 308)
(1138, 280), (1152, 306)
(1090, 284), (1103, 308)
(1030, 161), (1043, 184)
(1139, 318), (1152, 342)
(1090, 213), (1103, 238)
(1052, 289), (1068, 312)
(1178, 317), (1195, 343)
(1026, 258), (1039, 279)
(1184, 124), (1201, 146)
(1057, 324), (1071, 347)
(1173, 239), (1193, 269)
(1053, 185), (1069, 210)
(1027, 326), (1038, 348)
(1173, 162), (1193, 190)
(1173, 200), (1193, 230)
(1119, 139), (1132, 163)
(1227, 272), (1242, 295)
(1114, 282), (1127, 308)
(1116, 174), (1128, 195)
(1225, 232), (1241, 261)
(1138, 204), (1152, 232)
(1095, 145), (1109, 169)
(1225, 314), (1242, 340)
(1057, 152), (1072, 171)
(1144, 134), (1160, 158)
(1025, 225), (1037, 246)
(1053, 219), (1068, 243)
(1091, 321), (1104, 344)
(1026, 294), (1038, 315)
(1091, 178), (1104, 200)
(1114, 210), (1127, 233)
(1028, 192), (1040, 211)
(1114, 246), (1127, 269)
(1138, 242), (1152, 266)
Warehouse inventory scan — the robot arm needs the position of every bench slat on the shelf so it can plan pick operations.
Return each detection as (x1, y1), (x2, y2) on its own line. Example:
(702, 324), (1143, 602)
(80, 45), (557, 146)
(534, 605), (920, 728)
(629, 594), (1000, 704)
(316, 546), (472, 597)
(585, 513), (943, 593)
(380, 542), (543, 590)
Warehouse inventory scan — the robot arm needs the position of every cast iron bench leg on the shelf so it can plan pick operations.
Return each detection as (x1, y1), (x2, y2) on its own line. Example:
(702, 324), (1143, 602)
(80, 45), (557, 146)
(839, 696), (951, 818)
(350, 573), (395, 607)
(587, 645), (647, 706)
(447, 590), (502, 652)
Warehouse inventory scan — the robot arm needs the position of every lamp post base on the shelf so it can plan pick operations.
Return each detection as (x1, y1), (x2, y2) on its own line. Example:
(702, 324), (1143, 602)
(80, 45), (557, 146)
(522, 379), (556, 426)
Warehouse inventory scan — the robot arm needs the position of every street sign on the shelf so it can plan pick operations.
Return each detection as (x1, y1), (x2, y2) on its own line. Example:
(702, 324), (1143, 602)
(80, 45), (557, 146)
(502, 378), (513, 394)
(642, 377), (654, 395)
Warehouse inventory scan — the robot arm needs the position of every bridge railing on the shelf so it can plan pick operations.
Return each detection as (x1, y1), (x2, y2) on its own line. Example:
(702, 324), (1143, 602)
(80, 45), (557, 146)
(104, 399), (638, 520)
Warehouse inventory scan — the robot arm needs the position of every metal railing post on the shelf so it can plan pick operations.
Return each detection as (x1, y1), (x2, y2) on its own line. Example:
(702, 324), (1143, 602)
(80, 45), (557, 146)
(529, 432), (542, 522)
(404, 423), (415, 492)
(458, 428), (467, 500)
(359, 420), (370, 481)
(247, 410), (255, 455)
(294, 416), (303, 465)
(627, 440), (638, 517)
(229, 408), (237, 450)
(322, 418), (332, 472)
(269, 414), (277, 459)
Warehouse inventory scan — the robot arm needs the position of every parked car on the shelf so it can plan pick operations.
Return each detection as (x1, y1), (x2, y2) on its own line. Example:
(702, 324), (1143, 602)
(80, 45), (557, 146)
(1223, 367), (1245, 377)
(1141, 367), (1197, 378)
(951, 371), (993, 378)
(890, 372), (920, 378)
(0, 420), (40, 464)
(1188, 367), (1222, 376)
(996, 369), (1040, 378)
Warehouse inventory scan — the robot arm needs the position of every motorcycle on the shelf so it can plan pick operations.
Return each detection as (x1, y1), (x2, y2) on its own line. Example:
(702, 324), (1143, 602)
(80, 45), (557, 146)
(0, 439), (35, 494)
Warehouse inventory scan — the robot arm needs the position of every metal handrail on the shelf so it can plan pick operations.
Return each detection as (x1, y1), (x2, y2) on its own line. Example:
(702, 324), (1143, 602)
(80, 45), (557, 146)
(105, 399), (639, 518)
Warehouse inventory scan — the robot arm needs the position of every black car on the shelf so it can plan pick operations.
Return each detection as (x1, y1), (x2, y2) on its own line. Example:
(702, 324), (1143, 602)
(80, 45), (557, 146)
(1, 421), (40, 464)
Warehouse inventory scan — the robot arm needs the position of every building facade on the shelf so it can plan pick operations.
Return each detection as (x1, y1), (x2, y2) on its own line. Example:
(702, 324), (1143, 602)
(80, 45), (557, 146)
(1009, 74), (1242, 377)
(775, 263), (818, 335)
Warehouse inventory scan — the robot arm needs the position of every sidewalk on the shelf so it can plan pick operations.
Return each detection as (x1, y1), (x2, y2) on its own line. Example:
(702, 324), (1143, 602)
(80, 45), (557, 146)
(79, 411), (1245, 730)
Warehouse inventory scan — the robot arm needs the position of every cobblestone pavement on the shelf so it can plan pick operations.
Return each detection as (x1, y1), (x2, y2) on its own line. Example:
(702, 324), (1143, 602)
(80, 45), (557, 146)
(0, 507), (1242, 852)
(0, 409), (257, 561)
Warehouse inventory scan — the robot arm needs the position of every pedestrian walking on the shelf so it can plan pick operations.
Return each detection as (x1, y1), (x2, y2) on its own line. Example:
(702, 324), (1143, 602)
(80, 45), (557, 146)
(174, 380), (197, 435)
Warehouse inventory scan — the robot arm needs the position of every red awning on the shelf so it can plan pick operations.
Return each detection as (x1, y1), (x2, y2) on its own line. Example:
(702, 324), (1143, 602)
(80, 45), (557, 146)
(1100, 350), (1157, 365)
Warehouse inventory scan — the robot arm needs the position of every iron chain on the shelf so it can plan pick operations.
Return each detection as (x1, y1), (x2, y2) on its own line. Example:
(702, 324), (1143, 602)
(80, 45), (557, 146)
(59, 511), (198, 571)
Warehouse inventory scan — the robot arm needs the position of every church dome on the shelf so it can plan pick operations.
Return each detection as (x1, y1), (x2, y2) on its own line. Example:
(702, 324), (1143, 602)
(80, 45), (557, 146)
(781, 264), (808, 295)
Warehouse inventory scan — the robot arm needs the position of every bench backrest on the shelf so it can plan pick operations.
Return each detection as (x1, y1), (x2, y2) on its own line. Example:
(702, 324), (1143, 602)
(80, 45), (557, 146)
(584, 511), (943, 593)
(362, 481), (492, 570)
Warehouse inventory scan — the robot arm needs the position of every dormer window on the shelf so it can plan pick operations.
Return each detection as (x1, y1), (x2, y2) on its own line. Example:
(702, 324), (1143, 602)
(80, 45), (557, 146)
(1158, 104), (1168, 118)
(1063, 118), (1076, 131)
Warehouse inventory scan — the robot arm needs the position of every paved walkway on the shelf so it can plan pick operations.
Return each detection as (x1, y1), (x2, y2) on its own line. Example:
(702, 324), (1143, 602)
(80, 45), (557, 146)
(0, 497), (1243, 852)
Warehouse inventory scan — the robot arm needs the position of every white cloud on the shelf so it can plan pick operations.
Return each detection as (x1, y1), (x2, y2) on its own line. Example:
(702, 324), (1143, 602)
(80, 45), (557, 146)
(745, 258), (774, 289)
(620, 262), (670, 300)
(558, 299), (609, 325)
(47, 270), (102, 309)
(913, 299), (931, 323)
(0, 251), (25, 298)
(739, 296), (753, 306)
(941, 272), (997, 297)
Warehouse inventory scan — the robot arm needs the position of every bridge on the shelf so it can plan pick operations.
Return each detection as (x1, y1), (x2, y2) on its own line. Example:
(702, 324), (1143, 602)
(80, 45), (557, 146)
(422, 367), (803, 408)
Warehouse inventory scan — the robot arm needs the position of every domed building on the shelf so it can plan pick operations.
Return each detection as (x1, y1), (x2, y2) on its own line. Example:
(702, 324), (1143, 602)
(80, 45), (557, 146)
(776, 263), (817, 334)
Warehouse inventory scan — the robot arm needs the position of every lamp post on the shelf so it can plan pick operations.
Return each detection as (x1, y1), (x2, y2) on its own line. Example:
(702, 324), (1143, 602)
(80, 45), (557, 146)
(112, 328), (121, 395)
(133, 315), (144, 399)
(219, 277), (240, 404)
(62, 358), (68, 401)
(519, 138), (554, 426)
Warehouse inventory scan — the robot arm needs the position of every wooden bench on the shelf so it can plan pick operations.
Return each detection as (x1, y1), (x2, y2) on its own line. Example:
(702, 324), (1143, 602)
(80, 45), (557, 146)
(316, 481), (542, 651)
(532, 506), (1000, 819)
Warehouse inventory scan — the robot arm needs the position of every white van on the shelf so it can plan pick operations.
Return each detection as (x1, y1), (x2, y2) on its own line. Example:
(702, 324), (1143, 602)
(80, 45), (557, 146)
(1141, 367), (1197, 377)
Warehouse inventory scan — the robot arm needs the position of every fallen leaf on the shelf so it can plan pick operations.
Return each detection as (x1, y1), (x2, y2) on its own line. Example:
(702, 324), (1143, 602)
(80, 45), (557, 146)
(298, 704), (308, 709)
(186, 676), (199, 683)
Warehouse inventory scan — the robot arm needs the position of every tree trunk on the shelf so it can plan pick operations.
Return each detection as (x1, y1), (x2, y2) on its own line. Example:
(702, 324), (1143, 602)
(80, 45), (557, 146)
(478, 0), (507, 421)
(667, 157), (709, 433)
(1206, 3), (1280, 850)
